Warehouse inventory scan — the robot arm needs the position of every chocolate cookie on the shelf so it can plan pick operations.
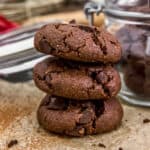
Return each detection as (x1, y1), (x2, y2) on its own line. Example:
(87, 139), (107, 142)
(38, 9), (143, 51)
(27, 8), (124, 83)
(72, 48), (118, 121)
(116, 25), (150, 62)
(124, 64), (150, 96)
(37, 95), (123, 137)
(116, 25), (150, 96)
(33, 58), (121, 100)
(34, 23), (121, 63)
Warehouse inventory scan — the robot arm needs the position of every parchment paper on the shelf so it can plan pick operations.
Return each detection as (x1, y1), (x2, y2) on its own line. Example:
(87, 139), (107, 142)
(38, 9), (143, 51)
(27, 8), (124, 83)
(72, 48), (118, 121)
(0, 79), (149, 150)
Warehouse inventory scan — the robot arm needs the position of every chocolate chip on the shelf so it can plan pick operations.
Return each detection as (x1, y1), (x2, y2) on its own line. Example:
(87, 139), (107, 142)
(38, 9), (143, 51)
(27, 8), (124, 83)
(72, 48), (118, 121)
(118, 147), (123, 150)
(98, 143), (106, 148)
(46, 97), (68, 110)
(39, 38), (52, 52)
(79, 109), (94, 124)
(143, 118), (150, 123)
(89, 71), (97, 79)
(95, 72), (108, 84)
(45, 75), (52, 83)
(8, 139), (18, 148)
(94, 101), (104, 117)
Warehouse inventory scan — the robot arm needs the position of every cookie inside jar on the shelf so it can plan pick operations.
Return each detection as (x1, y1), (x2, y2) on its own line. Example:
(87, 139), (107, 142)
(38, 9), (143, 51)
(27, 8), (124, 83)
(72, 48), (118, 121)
(116, 23), (150, 97)
(101, 0), (150, 106)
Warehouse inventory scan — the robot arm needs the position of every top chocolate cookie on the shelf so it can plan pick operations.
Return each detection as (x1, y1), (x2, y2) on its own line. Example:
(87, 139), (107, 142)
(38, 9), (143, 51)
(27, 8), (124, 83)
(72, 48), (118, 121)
(34, 23), (121, 63)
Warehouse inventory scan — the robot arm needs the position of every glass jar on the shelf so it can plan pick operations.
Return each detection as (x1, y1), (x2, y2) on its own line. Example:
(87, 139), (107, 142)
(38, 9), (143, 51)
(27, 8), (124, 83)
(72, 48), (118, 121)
(84, 0), (150, 107)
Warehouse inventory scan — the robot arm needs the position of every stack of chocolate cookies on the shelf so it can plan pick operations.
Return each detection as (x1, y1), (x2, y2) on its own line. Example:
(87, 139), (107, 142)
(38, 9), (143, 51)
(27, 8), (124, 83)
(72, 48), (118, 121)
(33, 23), (123, 137)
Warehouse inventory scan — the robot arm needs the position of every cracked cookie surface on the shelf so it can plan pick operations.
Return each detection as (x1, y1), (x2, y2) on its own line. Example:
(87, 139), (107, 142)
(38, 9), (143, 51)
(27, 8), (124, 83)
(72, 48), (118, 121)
(33, 58), (121, 100)
(34, 23), (121, 63)
(37, 95), (123, 137)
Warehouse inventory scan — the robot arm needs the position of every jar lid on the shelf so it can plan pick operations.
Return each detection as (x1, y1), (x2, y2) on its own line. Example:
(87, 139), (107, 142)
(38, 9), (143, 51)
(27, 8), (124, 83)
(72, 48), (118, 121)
(84, 0), (150, 26)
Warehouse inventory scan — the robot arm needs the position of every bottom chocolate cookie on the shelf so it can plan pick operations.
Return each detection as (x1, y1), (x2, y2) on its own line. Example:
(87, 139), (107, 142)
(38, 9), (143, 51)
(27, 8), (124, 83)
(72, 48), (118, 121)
(37, 95), (123, 137)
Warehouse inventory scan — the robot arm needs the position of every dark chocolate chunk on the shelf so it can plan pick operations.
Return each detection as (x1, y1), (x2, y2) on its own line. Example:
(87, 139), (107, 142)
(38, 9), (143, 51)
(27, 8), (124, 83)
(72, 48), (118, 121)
(96, 72), (108, 84)
(143, 118), (150, 124)
(8, 140), (18, 148)
(44, 96), (68, 110)
(79, 109), (94, 124)
(39, 39), (52, 52)
(98, 143), (106, 148)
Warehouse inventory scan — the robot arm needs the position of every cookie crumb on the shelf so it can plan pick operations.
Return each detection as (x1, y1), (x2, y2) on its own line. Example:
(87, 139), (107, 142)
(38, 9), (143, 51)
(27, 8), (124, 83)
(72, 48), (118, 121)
(7, 139), (18, 148)
(143, 118), (150, 123)
(118, 147), (123, 150)
(98, 143), (106, 148)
